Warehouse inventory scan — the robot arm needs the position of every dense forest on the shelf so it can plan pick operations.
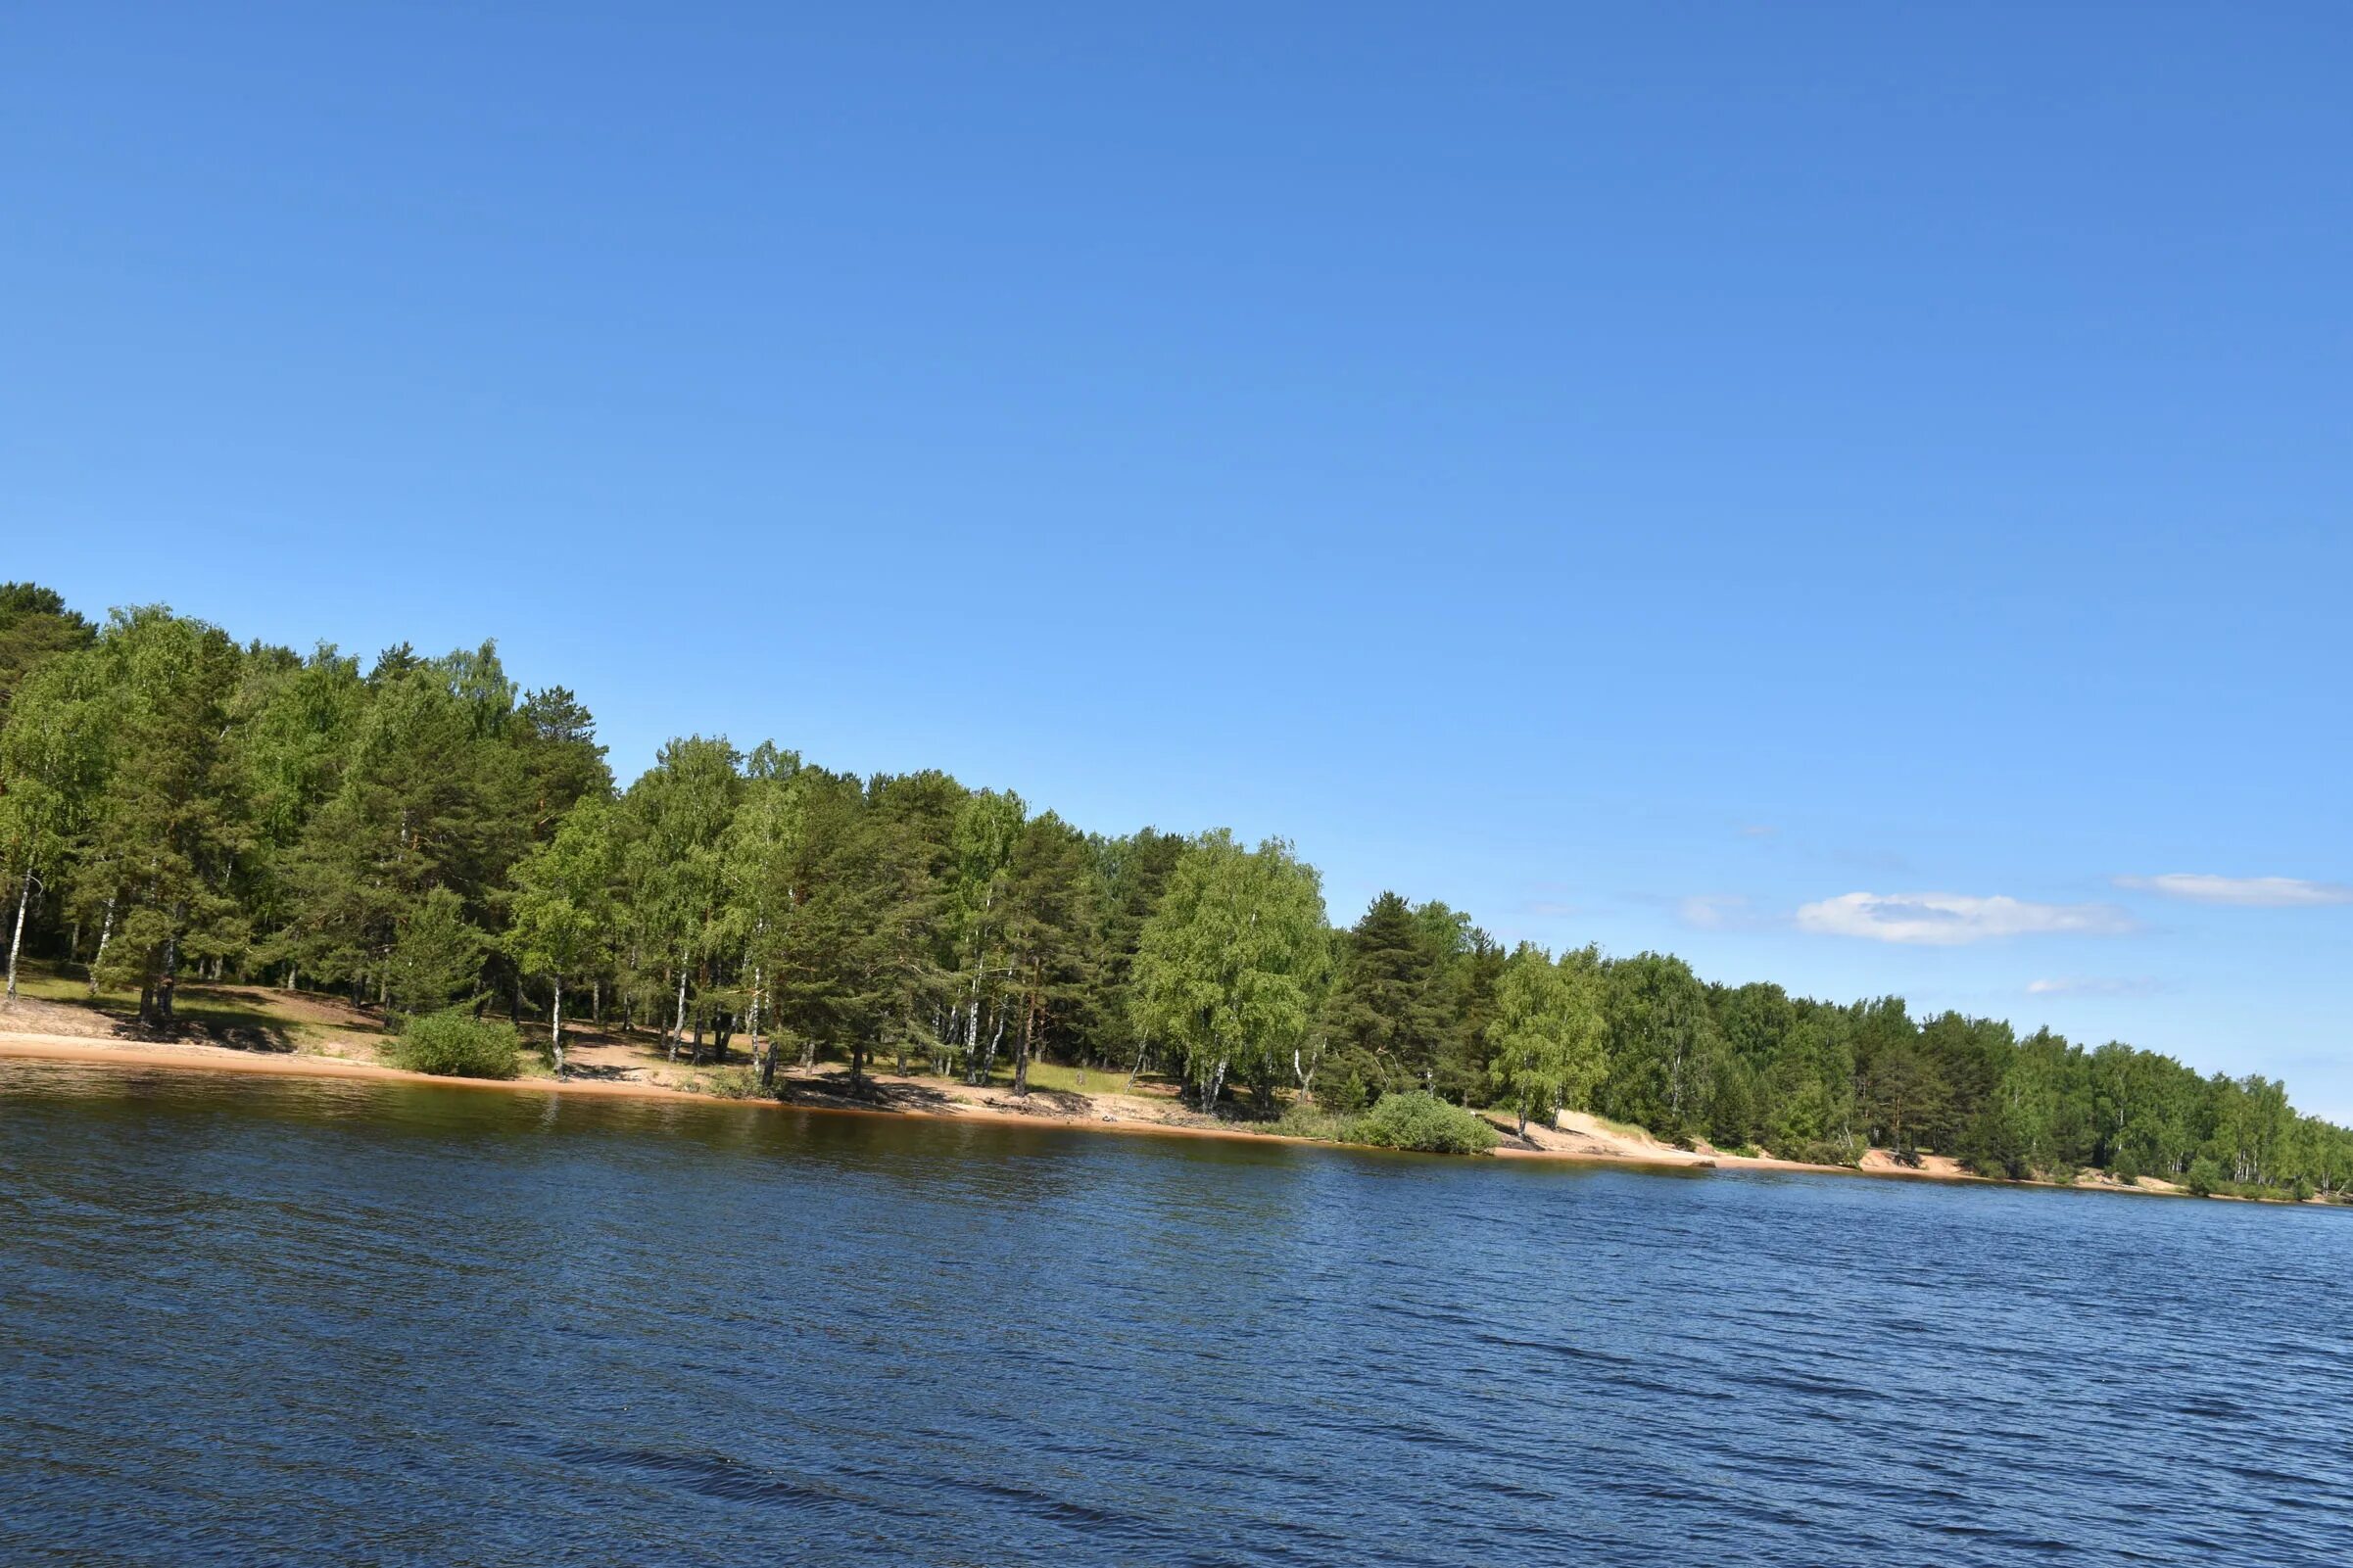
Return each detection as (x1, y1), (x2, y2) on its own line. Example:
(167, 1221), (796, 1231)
(2, 585), (2347, 1198)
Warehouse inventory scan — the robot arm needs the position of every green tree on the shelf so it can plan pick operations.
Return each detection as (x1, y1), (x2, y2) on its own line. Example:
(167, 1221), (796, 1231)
(719, 751), (807, 1087)
(1486, 942), (1608, 1136)
(505, 796), (620, 1075)
(768, 775), (938, 1088)
(949, 788), (1025, 1082)
(1002, 811), (1100, 1097)
(620, 736), (743, 1060)
(1320, 891), (1450, 1110)
(0, 583), (95, 721)
(82, 609), (251, 1027)
(386, 885), (488, 1018)
(0, 649), (108, 995)
(1598, 952), (1722, 1141)
(1131, 831), (1329, 1113)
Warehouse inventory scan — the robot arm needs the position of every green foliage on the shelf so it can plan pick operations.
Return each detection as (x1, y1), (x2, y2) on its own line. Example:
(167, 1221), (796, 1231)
(1321, 891), (1450, 1105)
(1598, 952), (1721, 1140)
(1349, 1091), (1501, 1156)
(0, 582), (96, 722)
(1784, 1136), (1865, 1168)
(386, 887), (489, 1018)
(393, 1009), (521, 1079)
(2185, 1157), (2225, 1197)
(1485, 941), (1607, 1135)
(1273, 1104), (1353, 1142)
(1130, 831), (1329, 1112)
(697, 1066), (762, 1100)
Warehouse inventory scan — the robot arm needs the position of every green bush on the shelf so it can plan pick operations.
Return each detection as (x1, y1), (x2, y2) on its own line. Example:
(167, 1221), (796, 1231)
(1273, 1105), (1352, 1142)
(698, 1066), (761, 1100)
(1349, 1092), (1500, 1156)
(393, 1009), (521, 1080)
(2112, 1151), (2141, 1185)
(2185, 1156), (2225, 1197)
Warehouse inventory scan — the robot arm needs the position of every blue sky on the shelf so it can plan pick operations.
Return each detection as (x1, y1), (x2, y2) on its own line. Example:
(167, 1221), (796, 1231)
(6, 5), (2349, 1114)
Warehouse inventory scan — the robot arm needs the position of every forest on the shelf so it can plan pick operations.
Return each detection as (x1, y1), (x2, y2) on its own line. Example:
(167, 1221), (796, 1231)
(3, 583), (2347, 1199)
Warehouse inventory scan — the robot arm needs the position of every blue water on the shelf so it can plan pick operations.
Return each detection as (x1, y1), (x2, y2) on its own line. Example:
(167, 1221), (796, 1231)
(3, 1058), (2348, 1565)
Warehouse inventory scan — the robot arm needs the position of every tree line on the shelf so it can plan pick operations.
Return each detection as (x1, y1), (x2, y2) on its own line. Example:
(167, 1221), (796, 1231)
(2, 585), (2346, 1197)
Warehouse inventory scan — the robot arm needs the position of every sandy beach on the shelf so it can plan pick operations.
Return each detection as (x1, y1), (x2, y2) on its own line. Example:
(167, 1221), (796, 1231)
(0, 1018), (2195, 1194)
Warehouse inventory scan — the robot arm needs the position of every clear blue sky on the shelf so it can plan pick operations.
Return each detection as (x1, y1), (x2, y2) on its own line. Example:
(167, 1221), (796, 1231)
(6, 5), (2349, 1113)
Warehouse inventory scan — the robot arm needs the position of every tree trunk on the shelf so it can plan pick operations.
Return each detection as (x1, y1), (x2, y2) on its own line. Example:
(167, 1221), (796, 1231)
(4, 867), (30, 999)
(748, 962), (764, 1086)
(1013, 980), (1037, 1098)
(669, 962), (688, 1062)
(551, 976), (566, 1079)
(1125, 1036), (1150, 1095)
(983, 1008), (1005, 1085)
(88, 892), (115, 994)
(965, 987), (983, 1084)
(152, 919), (183, 1029)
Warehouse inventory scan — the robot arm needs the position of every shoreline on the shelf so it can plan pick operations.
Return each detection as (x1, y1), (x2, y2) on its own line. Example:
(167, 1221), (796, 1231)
(0, 1029), (1705, 1169)
(0, 1030), (2300, 1200)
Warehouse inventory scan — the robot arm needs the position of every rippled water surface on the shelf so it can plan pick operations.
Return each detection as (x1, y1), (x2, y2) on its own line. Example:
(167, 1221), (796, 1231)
(4, 1059), (2350, 1565)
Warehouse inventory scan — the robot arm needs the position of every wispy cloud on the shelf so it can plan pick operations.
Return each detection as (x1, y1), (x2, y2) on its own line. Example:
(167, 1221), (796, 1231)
(2026, 976), (2166, 998)
(1519, 899), (1583, 919)
(2114, 874), (2353, 908)
(1678, 894), (1754, 930)
(1797, 891), (2137, 946)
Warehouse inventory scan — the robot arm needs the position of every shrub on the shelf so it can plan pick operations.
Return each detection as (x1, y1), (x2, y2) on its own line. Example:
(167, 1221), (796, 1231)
(393, 1009), (521, 1080)
(2112, 1151), (2141, 1185)
(1787, 1137), (1864, 1168)
(1349, 1092), (1500, 1156)
(1273, 1105), (1351, 1142)
(699, 1066), (760, 1101)
(2185, 1156), (2225, 1197)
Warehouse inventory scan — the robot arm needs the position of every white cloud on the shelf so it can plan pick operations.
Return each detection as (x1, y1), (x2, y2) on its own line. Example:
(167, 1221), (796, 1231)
(2114, 874), (2353, 908)
(2026, 976), (2165, 998)
(1796, 891), (2137, 946)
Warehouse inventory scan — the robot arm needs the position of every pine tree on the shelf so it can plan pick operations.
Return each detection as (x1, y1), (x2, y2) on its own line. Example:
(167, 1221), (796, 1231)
(1319, 891), (1450, 1110)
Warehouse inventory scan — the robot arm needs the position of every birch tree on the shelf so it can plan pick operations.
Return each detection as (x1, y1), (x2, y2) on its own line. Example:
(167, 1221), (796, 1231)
(949, 788), (1024, 1082)
(1486, 942), (1608, 1137)
(506, 796), (619, 1076)
(0, 650), (107, 996)
(722, 753), (807, 1088)
(1129, 831), (1328, 1114)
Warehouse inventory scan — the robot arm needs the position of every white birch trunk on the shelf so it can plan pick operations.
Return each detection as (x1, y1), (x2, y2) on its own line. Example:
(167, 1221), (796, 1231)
(89, 891), (116, 995)
(5, 868), (30, 998)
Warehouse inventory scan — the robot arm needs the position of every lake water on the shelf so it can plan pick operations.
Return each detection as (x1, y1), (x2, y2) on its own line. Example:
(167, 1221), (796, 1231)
(3, 1059), (2349, 1566)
